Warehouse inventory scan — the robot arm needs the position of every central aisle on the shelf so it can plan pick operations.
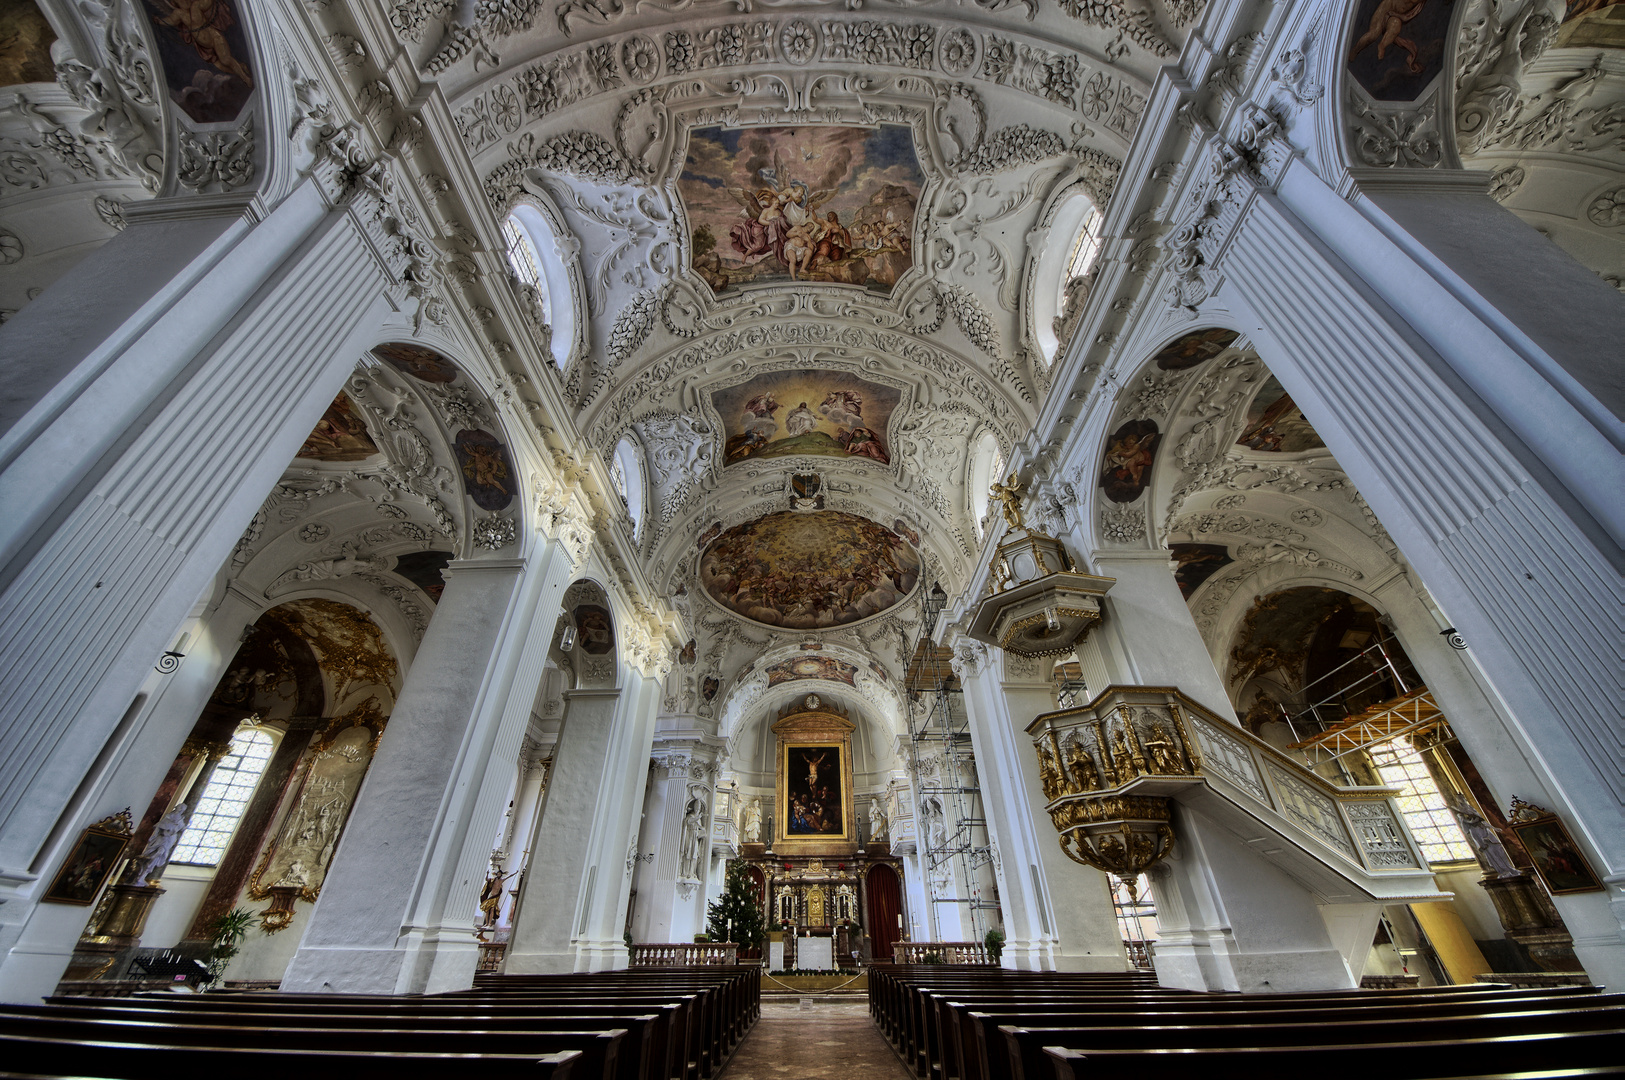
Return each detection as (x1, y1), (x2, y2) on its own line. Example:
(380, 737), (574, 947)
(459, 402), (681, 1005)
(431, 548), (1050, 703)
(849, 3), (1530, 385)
(718, 997), (914, 1080)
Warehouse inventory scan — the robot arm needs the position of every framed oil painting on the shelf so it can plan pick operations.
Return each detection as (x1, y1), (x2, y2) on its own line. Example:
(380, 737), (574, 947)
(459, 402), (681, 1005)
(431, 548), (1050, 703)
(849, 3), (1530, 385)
(781, 742), (849, 841)
(43, 810), (132, 905)
(1509, 809), (1603, 895)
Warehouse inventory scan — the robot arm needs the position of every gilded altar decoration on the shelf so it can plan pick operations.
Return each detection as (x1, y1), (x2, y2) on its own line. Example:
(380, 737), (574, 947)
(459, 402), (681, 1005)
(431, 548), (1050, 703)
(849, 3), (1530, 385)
(250, 703), (387, 920)
(773, 700), (856, 852)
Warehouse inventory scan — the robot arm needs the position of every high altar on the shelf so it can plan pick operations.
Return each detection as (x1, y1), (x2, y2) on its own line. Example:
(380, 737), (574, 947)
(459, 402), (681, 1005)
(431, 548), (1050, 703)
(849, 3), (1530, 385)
(740, 697), (905, 968)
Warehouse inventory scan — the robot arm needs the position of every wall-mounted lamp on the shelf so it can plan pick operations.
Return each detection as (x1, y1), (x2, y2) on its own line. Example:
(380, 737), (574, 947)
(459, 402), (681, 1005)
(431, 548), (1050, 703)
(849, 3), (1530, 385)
(560, 624), (578, 652)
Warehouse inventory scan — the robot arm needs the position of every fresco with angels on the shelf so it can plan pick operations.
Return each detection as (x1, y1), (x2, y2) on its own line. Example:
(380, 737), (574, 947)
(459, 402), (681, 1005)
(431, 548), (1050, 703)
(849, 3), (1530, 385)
(677, 124), (922, 294)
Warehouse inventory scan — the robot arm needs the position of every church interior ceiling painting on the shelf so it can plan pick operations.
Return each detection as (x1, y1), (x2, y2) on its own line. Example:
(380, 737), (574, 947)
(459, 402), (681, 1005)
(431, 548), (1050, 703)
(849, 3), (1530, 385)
(765, 655), (859, 688)
(1556, 0), (1625, 46)
(1153, 328), (1241, 370)
(1346, 0), (1459, 101)
(391, 550), (452, 604)
(1099, 419), (1161, 503)
(0, 0), (55, 87)
(699, 511), (921, 630)
(372, 342), (461, 383)
(678, 124), (921, 293)
(295, 393), (379, 462)
(137, 0), (254, 124)
(1236, 376), (1328, 453)
(714, 369), (902, 466)
(0, 0), (1619, 1008)
(453, 429), (516, 511)
(1169, 543), (1234, 600)
(573, 603), (615, 655)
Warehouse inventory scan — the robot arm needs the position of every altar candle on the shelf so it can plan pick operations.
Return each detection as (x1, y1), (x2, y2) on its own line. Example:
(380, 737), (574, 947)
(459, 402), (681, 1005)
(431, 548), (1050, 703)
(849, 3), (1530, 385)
(897, 913), (903, 929)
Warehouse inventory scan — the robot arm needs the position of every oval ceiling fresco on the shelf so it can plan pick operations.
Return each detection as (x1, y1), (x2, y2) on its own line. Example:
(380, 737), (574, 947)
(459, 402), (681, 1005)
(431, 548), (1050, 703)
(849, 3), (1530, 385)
(699, 511), (921, 630)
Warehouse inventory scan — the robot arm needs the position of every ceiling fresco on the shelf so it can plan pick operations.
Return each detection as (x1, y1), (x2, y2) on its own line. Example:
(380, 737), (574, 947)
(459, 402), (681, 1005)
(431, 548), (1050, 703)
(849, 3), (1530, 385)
(296, 394), (380, 463)
(0, 1), (55, 88)
(1237, 377), (1327, 453)
(699, 511), (921, 630)
(1556, 0), (1625, 46)
(766, 655), (859, 687)
(714, 370), (902, 466)
(137, 0), (255, 124)
(679, 124), (921, 293)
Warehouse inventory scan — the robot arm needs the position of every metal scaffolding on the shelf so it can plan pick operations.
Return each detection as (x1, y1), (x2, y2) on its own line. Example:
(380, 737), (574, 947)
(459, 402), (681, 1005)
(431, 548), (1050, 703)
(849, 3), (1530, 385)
(905, 644), (998, 942)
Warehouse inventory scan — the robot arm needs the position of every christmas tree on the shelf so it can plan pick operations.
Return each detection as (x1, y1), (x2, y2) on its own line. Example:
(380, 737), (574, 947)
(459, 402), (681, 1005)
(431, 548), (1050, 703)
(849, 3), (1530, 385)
(707, 860), (765, 956)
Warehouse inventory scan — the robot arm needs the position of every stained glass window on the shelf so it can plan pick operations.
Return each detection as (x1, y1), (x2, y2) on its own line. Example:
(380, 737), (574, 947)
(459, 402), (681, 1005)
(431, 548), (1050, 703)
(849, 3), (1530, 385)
(170, 730), (276, 867)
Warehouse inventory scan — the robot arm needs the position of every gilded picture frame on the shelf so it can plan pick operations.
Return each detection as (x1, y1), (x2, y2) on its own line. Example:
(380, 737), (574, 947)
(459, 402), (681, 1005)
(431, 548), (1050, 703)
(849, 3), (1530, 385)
(772, 701), (857, 851)
(1509, 811), (1603, 895)
(42, 811), (132, 906)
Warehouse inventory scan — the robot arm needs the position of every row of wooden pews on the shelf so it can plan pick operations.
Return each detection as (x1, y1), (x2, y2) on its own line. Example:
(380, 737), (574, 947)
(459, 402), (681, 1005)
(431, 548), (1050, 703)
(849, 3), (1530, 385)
(870, 966), (1625, 1080)
(0, 966), (758, 1080)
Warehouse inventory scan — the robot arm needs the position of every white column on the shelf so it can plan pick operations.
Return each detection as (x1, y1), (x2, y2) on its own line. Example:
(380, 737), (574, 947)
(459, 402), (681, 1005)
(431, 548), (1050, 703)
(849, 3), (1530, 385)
(507, 656), (667, 973)
(281, 542), (574, 994)
(955, 643), (1126, 971)
(1081, 551), (1353, 991)
(0, 183), (395, 997)
(632, 746), (715, 945)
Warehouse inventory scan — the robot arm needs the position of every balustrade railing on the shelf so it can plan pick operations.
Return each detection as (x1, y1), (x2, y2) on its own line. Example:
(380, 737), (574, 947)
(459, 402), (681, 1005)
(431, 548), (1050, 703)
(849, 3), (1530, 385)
(892, 942), (997, 964)
(629, 942), (740, 966)
(476, 941), (507, 973)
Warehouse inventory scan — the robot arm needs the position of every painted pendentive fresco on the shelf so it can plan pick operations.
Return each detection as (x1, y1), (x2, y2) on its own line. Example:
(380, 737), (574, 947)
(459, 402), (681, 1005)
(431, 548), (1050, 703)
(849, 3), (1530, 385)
(715, 370), (901, 465)
(373, 342), (460, 383)
(765, 655), (859, 688)
(1099, 419), (1161, 503)
(454, 429), (515, 510)
(1237, 376), (1327, 453)
(0, 1), (56, 88)
(573, 604), (615, 655)
(139, 0), (255, 124)
(1556, 0), (1625, 47)
(1153, 328), (1240, 370)
(296, 394), (379, 462)
(678, 124), (921, 293)
(1347, 0), (1459, 101)
(1169, 543), (1234, 599)
(699, 511), (921, 630)
(392, 550), (452, 603)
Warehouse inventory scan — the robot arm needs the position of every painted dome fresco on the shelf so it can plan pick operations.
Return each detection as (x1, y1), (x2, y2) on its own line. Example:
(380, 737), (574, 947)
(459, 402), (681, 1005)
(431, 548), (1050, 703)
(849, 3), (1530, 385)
(699, 511), (921, 630)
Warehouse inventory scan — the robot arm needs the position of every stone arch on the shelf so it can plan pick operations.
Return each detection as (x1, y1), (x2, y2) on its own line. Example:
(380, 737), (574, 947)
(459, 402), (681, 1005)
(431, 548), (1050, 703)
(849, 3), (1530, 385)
(561, 578), (619, 688)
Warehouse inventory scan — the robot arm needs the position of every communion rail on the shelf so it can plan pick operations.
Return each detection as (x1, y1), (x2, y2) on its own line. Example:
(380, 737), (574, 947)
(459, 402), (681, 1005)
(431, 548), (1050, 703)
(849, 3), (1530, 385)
(892, 942), (997, 965)
(630, 943), (740, 966)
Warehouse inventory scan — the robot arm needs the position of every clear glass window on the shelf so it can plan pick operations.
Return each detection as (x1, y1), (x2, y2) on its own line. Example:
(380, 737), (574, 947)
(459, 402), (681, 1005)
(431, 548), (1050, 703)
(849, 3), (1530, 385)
(170, 730), (276, 867)
(1060, 206), (1103, 301)
(502, 216), (545, 295)
(1367, 736), (1474, 864)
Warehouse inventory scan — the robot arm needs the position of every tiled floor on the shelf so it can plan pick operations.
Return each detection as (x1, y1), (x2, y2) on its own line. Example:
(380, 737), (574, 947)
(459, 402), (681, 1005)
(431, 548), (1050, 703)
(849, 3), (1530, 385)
(717, 998), (914, 1080)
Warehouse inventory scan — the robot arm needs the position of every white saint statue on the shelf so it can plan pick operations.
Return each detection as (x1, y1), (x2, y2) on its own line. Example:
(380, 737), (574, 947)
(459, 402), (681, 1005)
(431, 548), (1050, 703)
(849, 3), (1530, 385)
(132, 804), (189, 884)
(868, 796), (887, 842)
(679, 791), (707, 880)
(1448, 794), (1519, 878)
(742, 796), (762, 843)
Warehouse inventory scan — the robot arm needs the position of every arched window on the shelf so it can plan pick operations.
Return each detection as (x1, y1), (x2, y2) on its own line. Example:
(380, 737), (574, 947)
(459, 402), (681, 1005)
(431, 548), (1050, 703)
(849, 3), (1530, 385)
(1033, 193), (1104, 364)
(503, 205), (578, 370)
(170, 728), (276, 867)
(968, 429), (1005, 539)
(613, 437), (645, 538)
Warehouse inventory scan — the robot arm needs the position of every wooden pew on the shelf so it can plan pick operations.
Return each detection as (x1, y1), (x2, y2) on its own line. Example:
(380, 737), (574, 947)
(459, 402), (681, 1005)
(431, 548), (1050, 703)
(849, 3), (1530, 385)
(1003, 1005), (1625, 1080)
(953, 986), (1605, 1080)
(1043, 1031), (1625, 1080)
(5, 1009), (632, 1080)
(0, 1034), (583, 1080)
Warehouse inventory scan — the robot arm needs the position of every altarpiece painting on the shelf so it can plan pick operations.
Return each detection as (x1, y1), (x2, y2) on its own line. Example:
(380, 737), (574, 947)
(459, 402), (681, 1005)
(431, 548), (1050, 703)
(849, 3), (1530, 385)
(773, 701), (855, 851)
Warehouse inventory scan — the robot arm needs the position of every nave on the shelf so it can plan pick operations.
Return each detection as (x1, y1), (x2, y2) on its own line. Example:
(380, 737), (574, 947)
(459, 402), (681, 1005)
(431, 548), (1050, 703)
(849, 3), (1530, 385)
(1, 964), (1621, 1078)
